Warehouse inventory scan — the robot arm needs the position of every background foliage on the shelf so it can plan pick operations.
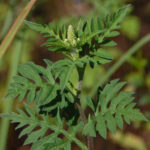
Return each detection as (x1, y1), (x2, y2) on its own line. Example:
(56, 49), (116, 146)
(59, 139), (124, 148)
(0, 0), (150, 150)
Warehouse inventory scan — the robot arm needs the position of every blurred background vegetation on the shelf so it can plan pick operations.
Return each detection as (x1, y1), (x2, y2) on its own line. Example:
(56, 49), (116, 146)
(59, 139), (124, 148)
(0, 0), (150, 150)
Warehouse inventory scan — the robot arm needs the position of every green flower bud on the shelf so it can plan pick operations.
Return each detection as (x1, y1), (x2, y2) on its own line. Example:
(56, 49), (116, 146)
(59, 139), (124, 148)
(67, 25), (76, 45)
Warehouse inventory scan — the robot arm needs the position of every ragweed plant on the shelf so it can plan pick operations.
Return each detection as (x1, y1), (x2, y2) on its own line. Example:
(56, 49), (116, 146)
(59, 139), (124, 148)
(0, 6), (147, 150)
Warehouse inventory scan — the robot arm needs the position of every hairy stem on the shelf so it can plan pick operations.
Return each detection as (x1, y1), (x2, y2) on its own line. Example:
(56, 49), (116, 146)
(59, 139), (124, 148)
(76, 66), (94, 150)
(89, 34), (150, 97)
(76, 66), (86, 122)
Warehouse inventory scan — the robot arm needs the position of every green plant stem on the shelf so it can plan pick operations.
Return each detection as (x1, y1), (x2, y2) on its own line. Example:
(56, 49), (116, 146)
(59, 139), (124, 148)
(76, 66), (94, 150)
(0, 40), (22, 150)
(89, 34), (150, 97)
(76, 66), (87, 123)
(52, 126), (88, 150)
